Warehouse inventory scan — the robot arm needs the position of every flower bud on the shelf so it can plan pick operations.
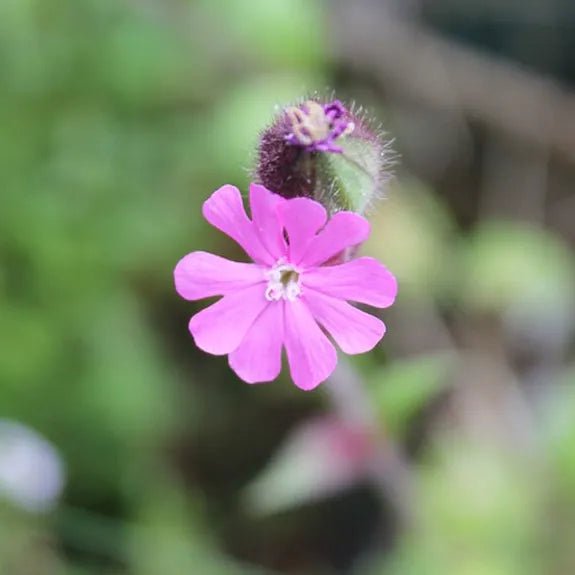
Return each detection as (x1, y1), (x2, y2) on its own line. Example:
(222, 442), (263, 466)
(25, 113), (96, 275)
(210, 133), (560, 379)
(255, 98), (393, 214)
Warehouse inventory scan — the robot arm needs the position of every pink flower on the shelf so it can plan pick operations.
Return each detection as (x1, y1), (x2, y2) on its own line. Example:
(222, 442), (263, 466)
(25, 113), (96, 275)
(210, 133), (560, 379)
(174, 184), (397, 391)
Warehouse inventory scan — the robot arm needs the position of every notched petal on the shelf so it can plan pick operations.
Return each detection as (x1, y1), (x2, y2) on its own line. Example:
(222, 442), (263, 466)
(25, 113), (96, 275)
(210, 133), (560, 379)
(188, 285), (269, 356)
(229, 301), (284, 383)
(284, 299), (337, 390)
(174, 251), (265, 301)
(304, 290), (386, 354)
(300, 211), (370, 268)
(304, 257), (398, 308)
(202, 185), (274, 265)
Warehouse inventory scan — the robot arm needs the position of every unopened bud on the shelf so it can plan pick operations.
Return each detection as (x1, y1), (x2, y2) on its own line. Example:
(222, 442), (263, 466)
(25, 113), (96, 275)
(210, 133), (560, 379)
(255, 98), (393, 214)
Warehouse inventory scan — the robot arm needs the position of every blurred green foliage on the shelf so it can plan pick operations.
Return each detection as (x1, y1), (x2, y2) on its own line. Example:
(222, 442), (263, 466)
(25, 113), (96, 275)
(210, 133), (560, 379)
(1, 0), (575, 574)
(367, 353), (453, 438)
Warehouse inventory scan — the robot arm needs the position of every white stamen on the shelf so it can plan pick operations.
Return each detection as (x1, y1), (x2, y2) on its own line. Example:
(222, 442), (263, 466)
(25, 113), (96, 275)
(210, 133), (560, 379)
(265, 261), (302, 302)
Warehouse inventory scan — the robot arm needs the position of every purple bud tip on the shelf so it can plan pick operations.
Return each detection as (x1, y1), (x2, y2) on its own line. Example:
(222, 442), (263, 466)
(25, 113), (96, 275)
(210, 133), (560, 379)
(284, 100), (355, 154)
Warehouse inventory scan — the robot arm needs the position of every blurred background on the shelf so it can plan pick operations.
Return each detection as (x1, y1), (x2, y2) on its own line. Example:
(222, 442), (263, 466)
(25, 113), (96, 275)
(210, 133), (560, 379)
(1, 0), (575, 573)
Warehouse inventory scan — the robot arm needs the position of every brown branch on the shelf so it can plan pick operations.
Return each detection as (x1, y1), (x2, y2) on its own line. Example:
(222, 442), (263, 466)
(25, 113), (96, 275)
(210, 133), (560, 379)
(329, 5), (575, 164)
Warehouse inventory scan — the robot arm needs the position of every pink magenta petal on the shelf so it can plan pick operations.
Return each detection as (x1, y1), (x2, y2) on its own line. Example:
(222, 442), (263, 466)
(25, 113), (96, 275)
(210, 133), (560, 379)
(202, 185), (274, 265)
(304, 257), (398, 308)
(189, 284), (268, 355)
(229, 301), (284, 383)
(303, 290), (385, 354)
(284, 299), (337, 390)
(174, 251), (266, 301)
(299, 211), (370, 268)
(279, 198), (327, 264)
(249, 183), (287, 261)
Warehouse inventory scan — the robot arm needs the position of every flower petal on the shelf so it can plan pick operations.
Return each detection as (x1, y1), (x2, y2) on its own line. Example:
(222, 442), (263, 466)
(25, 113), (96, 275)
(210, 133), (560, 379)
(249, 183), (287, 261)
(304, 257), (397, 308)
(202, 184), (274, 265)
(303, 290), (385, 354)
(229, 301), (284, 383)
(300, 211), (370, 268)
(284, 299), (337, 390)
(189, 284), (268, 355)
(174, 251), (266, 301)
(279, 198), (327, 264)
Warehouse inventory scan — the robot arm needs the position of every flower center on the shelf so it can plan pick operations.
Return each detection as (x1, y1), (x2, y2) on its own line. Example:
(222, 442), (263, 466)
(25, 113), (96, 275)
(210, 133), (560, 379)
(285, 100), (355, 153)
(265, 261), (301, 302)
